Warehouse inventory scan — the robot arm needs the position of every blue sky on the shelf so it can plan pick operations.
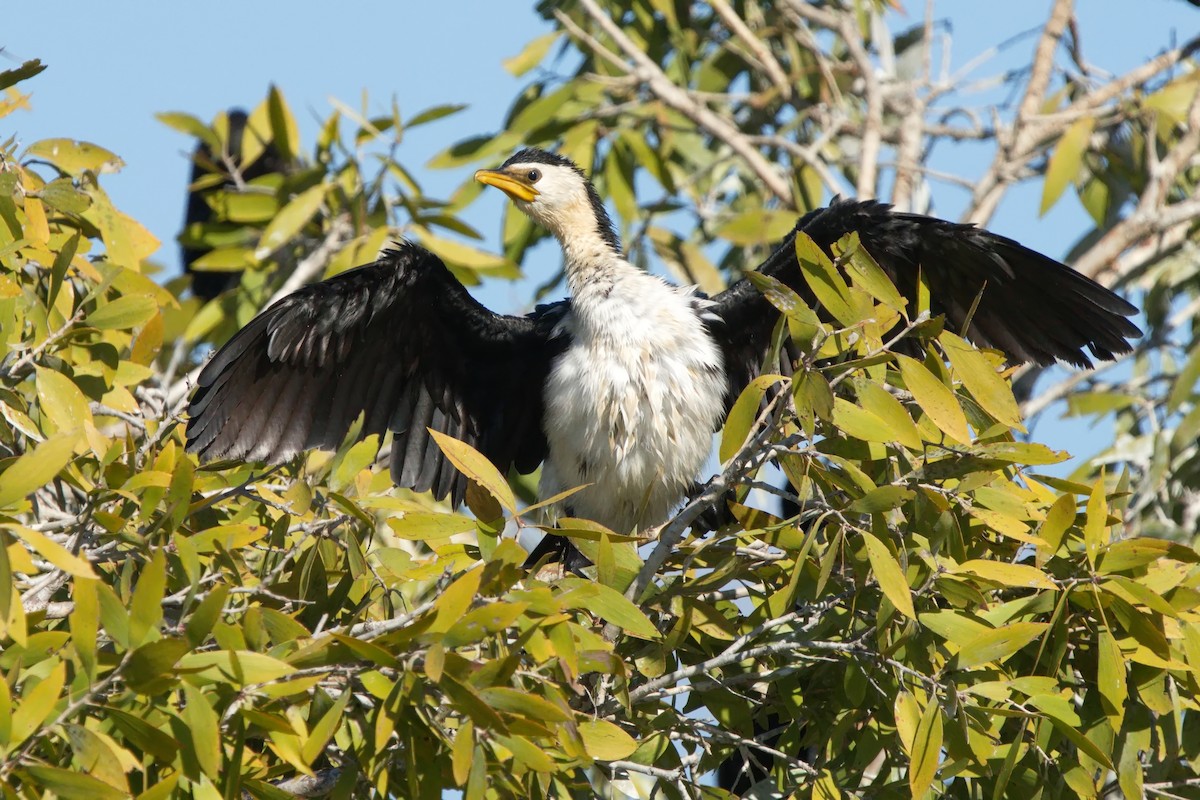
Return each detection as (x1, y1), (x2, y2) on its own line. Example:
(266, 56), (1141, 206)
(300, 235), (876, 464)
(5, 0), (1194, 467)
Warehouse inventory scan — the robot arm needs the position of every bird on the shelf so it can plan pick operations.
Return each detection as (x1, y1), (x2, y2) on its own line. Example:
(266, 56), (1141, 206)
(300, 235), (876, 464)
(186, 147), (1141, 570)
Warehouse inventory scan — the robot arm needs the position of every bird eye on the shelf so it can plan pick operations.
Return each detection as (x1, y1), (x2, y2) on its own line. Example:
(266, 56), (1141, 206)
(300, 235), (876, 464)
(526, 169), (541, 182)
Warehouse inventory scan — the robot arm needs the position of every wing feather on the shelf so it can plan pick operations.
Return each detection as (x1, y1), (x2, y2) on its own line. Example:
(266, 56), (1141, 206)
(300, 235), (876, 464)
(710, 199), (1141, 406)
(187, 241), (568, 504)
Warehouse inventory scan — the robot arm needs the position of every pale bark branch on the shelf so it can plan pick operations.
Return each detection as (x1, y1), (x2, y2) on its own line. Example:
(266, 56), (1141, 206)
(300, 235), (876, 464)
(573, 0), (795, 206)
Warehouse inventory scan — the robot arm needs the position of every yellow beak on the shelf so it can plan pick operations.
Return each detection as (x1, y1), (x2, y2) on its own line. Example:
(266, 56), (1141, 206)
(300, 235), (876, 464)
(474, 169), (539, 203)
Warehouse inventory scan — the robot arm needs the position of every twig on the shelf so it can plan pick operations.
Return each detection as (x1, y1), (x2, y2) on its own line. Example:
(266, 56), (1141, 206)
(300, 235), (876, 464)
(573, 0), (795, 206)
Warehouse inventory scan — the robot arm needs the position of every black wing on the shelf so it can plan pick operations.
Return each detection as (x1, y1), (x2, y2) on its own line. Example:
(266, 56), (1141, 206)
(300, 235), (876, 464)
(186, 242), (568, 505)
(710, 198), (1141, 403)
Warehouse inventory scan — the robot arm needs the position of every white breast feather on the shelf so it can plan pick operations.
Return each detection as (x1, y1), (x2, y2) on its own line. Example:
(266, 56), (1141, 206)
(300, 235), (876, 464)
(541, 271), (726, 533)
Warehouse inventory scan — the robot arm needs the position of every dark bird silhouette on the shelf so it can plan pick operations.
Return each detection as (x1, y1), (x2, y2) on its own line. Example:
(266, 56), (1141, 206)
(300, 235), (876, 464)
(181, 109), (291, 301)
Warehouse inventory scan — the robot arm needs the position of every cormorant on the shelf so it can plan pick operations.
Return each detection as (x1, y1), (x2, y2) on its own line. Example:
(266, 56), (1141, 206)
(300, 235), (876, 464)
(186, 148), (1140, 569)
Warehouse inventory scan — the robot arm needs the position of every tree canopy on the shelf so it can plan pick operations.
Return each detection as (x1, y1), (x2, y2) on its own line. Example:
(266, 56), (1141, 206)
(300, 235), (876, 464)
(1, 1), (1200, 798)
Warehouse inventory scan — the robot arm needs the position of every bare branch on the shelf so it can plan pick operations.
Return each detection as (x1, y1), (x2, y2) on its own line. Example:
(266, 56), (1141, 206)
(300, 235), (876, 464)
(573, 0), (795, 206)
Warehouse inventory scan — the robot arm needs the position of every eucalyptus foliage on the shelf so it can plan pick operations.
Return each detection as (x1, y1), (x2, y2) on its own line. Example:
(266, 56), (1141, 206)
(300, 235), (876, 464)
(1, 2), (1200, 797)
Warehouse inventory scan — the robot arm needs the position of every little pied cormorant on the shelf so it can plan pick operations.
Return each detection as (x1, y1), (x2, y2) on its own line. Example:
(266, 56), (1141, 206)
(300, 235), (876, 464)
(186, 148), (1140, 568)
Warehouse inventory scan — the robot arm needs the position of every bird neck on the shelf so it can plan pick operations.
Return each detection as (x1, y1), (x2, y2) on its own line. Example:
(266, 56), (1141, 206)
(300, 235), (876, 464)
(563, 248), (639, 301)
(543, 199), (631, 300)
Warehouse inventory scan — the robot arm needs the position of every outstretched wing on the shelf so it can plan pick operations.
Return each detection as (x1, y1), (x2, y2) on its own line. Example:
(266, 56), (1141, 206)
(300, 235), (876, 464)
(710, 198), (1141, 404)
(186, 241), (568, 505)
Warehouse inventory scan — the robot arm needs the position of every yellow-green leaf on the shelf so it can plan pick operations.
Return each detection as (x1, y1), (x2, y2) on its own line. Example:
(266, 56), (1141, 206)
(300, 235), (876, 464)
(941, 331), (1024, 430)
(909, 699), (942, 798)
(36, 367), (91, 433)
(254, 184), (326, 260)
(855, 380), (922, 450)
(429, 566), (483, 634)
(429, 429), (515, 512)
(86, 293), (158, 330)
(0, 432), (80, 509)
(1040, 117), (1094, 215)
(831, 397), (897, 445)
(21, 765), (127, 800)
(25, 138), (123, 176)
(559, 581), (659, 640)
(1097, 628), (1127, 729)
(951, 560), (1055, 590)
(1083, 473), (1109, 565)
(862, 533), (916, 619)
(503, 32), (560, 76)
(894, 691), (920, 755)
(578, 719), (638, 761)
(720, 373), (783, 462)
(182, 683), (222, 778)
(895, 354), (971, 444)
(8, 525), (95, 578)
(796, 232), (855, 326)
(10, 661), (66, 744)
(954, 622), (1048, 669)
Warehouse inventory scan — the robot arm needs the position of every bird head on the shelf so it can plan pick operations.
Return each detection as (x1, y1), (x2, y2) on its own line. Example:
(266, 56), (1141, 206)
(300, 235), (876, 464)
(475, 148), (621, 256)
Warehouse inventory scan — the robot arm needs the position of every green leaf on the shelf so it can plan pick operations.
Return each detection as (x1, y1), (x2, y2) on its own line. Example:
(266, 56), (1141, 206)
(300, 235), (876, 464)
(429, 429), (516, 513)
(124, 639), (189, 695)
(578, 719), (638, 761)
(862, 533), (916, 619)
(953, 622), (1048, 669)
(720, 373), (782, 462)
(0, 432), (80, 509)
(559, 581), (660, 639)
(406, 103), (468, 129)
(0, 59), (46, 92)
(254, 184), (326, 260)
(1097, 628), (1127, 728)
(1040, 117), (1093, 215)
(895, 354), (971, 444)
(36, 178), (92, 215)
(479, 687), (570, 722)
(503, 32), (560, 76)
(496, 733), (556, 772)
(833, 397), (904, 447)
(86, 293), (158, 330)
(177, 650), (297, 687)
(847, 485), (915, 514)
(796, 232), (856, 326)
(182, 683), (222, 778)
(1099, 537), (1199, 573)
(301, 690), (349, 765)
(63, 723), (130, 793)
(715, 209), (796, 246)
(157, 111), (218, 150)
(835, 233), (907, 314)
(25, 138), (124, 176)
(20, 765), (127, 800)
(129, 550), (166, 647)
(267, 84), (300, 162)
(909, 699), (942, 798)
